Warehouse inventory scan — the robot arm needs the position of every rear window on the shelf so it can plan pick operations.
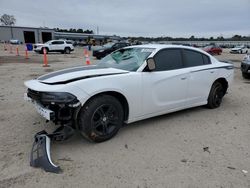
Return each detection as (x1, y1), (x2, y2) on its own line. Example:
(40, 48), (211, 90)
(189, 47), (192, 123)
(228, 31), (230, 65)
(51, 41), (64, 45)
(202, 54), (211, 65)
(183, 49), (210, 67)
(66, 41), (72, 44)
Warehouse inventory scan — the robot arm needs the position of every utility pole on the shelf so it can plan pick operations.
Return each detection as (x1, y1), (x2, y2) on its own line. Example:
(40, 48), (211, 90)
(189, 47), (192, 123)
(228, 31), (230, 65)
(97, 26), (99, 35)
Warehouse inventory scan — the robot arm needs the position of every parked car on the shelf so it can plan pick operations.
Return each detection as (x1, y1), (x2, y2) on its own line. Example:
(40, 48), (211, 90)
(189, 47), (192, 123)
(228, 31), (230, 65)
(34, 40), (74, 54)
(24, 44), (234, 143)
(93, 42), (130, 59)
(203, 45), (222, 55)
(230, 45), (248, 54)
(9, 39), (21, 44)
(241, 54), (250, 79)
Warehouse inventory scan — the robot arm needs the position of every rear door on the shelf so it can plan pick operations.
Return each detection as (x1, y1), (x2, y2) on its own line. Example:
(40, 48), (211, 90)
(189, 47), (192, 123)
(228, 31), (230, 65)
(50, 41), (65, 51)
(182, 49), (217, 105)
(142, 48), (189, 115)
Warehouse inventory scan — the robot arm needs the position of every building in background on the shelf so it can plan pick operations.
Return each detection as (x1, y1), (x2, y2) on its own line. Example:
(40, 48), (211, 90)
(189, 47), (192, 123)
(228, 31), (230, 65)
(0, 25), (54, 43)
(0, 25), (121, 45)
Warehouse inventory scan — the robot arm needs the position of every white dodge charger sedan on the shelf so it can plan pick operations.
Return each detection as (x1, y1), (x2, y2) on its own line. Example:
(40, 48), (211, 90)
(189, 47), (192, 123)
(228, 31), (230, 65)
(25, 44), (234, 142)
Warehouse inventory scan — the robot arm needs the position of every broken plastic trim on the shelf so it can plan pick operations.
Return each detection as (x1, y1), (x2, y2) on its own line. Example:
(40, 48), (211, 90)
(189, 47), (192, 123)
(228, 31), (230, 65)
(30, 125), (75, 173)
(30, 131), (62, 173)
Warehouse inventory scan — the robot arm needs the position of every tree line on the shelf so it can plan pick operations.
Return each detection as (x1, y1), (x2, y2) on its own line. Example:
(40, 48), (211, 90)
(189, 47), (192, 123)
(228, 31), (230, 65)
(1, 14), (249, 41)
(126, 35), (250, 42)
(54, 28), (94, 34)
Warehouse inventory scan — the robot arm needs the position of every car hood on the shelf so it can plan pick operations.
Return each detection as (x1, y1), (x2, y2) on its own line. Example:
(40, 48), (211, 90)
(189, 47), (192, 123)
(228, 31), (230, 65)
(37, 65), (129, 84)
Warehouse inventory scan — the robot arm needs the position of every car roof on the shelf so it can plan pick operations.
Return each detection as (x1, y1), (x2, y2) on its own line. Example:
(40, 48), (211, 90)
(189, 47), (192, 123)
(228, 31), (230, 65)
(127, 44), (207, 54)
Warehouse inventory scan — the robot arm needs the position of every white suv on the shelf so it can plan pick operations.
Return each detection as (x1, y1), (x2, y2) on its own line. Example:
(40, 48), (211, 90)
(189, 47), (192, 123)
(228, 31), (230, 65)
(34, 40), (74, 54)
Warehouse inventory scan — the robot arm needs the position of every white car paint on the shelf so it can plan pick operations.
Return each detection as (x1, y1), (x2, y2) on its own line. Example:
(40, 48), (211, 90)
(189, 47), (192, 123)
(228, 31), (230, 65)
(230, 45), (248, 54)
(34, 40), (74, 53)
(25, 44), (234, 124)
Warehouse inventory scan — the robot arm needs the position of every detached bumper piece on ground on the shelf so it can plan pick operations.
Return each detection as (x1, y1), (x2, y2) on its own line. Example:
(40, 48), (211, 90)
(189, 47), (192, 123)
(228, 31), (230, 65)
(30, 125), (74, 173)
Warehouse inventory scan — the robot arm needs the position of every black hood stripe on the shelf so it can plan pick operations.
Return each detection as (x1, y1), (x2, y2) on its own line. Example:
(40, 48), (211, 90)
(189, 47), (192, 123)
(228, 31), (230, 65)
(41, 72), (128, 85)
(38, 65), (105, 81)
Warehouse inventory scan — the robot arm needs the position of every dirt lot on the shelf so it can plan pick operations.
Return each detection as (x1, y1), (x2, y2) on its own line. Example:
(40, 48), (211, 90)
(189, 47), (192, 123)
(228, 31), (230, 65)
(0, 44), (249, 188)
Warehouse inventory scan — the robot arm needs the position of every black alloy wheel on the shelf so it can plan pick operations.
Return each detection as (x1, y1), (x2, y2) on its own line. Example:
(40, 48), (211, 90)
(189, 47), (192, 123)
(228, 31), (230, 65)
(91, 104), (119, 136)
(207, 82), (225, 109)
(78, 95), (124, 142)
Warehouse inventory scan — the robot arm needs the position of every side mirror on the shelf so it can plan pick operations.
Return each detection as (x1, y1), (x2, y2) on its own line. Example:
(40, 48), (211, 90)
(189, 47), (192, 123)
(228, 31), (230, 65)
(147, 58), (156, 71)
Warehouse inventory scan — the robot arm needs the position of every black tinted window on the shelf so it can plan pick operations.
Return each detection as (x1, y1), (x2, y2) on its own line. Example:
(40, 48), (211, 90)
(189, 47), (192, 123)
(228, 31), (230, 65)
(51, 41), (64, 45)
(66, 41), (72, 44)
(183, 49), (204, 67)
(203, 54), (211, 65)
(154, 49), (183, 71)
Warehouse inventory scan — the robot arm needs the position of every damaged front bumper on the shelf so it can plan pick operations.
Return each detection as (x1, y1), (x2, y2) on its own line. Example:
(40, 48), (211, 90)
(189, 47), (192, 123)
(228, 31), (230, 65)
(24, 90), (81, 123)
(30, 125), (75, 173)
(24, 89), (82, 173)
(30, 131), (61, 173)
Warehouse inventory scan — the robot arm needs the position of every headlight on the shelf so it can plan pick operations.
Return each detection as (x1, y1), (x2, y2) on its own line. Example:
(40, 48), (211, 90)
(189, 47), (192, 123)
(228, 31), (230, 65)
(40, 92), (77, 104)
(98, 50), (104, 52)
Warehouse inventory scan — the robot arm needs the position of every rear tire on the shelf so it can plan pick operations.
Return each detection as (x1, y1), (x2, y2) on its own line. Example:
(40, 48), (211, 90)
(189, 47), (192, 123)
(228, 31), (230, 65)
(242, 72), (250, 79)
(207, 82), (225, 109)
(78, 95), (124, 142)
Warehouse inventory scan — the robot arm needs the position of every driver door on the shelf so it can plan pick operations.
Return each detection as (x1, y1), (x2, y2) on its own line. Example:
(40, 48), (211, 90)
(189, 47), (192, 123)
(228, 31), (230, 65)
(142, 48), (189, 116)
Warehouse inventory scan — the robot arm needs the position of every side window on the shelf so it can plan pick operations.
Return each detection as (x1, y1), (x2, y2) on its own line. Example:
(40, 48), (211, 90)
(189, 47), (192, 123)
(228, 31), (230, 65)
(202, 54), (211, 65)
(154, 49), (183, 71)
(57, 41), (64, 45)
(183, 49), (204, 67)
(51, 41), (64, 45)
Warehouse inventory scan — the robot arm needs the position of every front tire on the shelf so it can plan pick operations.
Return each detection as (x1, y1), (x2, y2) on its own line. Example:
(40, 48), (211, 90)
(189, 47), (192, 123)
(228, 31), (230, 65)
(207, 82), (225, 109)
(78, 95), (124, 142)
(64, 47), (71, 54)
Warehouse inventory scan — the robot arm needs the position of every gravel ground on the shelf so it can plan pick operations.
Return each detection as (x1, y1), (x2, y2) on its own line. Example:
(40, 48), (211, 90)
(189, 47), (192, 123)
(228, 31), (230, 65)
(0, 44), (249, 188)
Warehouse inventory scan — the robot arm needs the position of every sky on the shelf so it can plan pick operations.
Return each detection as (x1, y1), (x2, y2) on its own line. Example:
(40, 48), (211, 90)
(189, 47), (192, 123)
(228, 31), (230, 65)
(0, 0), (249, 38)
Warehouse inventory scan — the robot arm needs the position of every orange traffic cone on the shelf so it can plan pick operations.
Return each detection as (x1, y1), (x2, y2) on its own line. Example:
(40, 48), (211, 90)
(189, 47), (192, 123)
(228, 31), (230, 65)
(4, 43), (7, 51)
(43, 48), (49, 67)
(25, 46), (29, 59)
(16, 46), (19, 56)
(84, 49), (90, 65)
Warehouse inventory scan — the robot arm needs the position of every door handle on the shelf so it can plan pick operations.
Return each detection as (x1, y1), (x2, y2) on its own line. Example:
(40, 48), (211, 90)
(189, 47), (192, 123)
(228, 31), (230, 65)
(181, 77), (187, 80)
(210, 71), (214, 73)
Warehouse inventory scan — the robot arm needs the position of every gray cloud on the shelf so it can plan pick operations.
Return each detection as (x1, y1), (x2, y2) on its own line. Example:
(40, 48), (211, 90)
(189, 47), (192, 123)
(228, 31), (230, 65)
(0, 0), (249, 37)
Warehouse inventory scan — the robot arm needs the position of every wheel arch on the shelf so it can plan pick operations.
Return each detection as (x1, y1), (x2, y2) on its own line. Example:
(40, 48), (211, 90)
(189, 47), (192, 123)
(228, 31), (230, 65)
(82, 91), (129, 121)
(213, 77), (228, 95)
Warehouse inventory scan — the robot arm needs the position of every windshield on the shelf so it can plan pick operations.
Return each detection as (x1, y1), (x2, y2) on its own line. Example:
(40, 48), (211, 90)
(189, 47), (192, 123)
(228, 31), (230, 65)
(44, 40), (52, 44)
(98, 47), (154, 71)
